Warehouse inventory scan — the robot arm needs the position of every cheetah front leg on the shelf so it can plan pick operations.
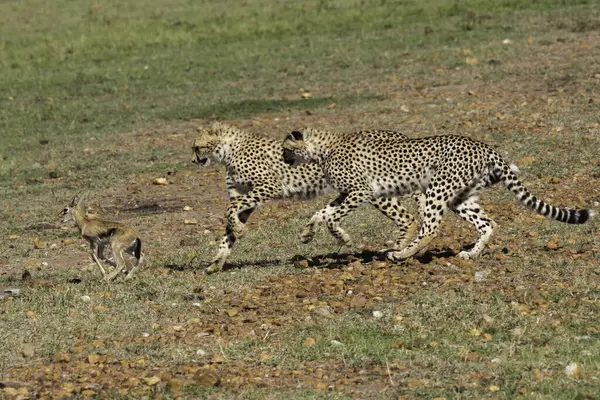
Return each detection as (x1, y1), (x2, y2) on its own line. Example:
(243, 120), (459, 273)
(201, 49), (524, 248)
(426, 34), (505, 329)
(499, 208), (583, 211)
(207, 205), (257, 274)
(325, 190), (371, 248)
(300, 194), (348, 243)
(207, 186), (271, 274)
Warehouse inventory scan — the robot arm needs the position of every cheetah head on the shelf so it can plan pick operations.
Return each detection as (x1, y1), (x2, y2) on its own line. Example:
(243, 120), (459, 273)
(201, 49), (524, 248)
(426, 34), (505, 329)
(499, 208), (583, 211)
(191, 122), (229, 166)
(282, 127), (324, 165)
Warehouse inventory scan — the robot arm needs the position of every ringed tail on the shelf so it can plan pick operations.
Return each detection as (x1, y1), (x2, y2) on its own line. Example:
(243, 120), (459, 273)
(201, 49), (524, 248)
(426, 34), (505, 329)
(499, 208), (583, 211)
(496, 161), (594, 224)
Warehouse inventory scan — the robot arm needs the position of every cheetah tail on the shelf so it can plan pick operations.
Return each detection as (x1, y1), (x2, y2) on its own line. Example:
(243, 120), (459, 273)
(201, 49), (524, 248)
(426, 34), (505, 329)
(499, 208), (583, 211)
(497, 162), (594, 224)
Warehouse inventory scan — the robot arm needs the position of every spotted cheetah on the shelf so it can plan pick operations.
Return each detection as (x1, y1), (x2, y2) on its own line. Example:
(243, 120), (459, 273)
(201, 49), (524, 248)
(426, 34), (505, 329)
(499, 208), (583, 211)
(191, 122), (417, 273)
(282, 127), (595, 261)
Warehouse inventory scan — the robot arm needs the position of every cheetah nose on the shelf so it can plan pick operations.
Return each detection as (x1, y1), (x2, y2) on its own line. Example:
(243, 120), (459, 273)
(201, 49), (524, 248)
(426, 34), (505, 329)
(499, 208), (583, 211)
(282, 149), (296, 165)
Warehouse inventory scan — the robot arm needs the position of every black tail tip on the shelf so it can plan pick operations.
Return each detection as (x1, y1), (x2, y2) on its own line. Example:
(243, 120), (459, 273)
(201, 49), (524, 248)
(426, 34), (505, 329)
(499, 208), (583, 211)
(577, 209), (595, 224)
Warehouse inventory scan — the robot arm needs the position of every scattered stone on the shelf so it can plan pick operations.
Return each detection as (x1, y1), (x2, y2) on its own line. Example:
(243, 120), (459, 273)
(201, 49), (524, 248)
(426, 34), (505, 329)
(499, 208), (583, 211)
(226, 308), (240, 317)
(372, 310), (383, 318)
(87, 354), (101, 364)
(210, 353), (225, 364)
(183, 206), (193, 211)
(81, 295), (91, 302)
(1, 288), (20, 300)
(193, 370), (221, 387)
(564, 362), (581, 377)
(153, 177), (168, 185)
(143, 376), (161, 386)
(313, 306), (333, 318)
(52, 352), (71, 363)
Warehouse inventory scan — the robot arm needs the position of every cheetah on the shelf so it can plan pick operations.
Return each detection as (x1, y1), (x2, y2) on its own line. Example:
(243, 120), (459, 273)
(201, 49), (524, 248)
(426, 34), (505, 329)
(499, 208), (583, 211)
(191, 122), (417, 273)
(282, 127), (595, 261)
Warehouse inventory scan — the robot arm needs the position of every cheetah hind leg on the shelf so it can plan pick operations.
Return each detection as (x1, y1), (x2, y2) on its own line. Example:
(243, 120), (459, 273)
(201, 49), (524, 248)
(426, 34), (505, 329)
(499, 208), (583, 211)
(452, 196), (496, 259)
(387, 187), (450, 261)
(369, 196), (420, 252)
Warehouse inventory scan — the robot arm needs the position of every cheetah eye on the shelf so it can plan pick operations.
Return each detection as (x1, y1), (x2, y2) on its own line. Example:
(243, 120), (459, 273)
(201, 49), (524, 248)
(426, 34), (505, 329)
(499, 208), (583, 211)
(290, 131), (303, 141)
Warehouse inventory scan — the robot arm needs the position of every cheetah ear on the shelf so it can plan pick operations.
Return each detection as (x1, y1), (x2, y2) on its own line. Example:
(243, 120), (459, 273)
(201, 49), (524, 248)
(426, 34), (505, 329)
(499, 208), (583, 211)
(290, 130), (303, 141)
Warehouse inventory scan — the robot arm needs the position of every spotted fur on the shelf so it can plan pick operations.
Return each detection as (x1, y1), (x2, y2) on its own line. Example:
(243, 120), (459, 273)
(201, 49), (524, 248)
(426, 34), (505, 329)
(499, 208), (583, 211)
(192, 122), (417, 273)
(282, 127), (594, 261)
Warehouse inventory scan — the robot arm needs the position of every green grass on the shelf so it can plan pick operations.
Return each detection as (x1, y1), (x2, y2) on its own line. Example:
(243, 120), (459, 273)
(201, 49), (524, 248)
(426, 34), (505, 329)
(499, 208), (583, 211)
(1, 0), (600, 398)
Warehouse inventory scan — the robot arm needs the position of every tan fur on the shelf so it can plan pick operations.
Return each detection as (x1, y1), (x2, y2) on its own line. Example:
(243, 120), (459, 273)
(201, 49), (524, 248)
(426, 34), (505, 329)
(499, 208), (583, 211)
(60, 193), (143, 281)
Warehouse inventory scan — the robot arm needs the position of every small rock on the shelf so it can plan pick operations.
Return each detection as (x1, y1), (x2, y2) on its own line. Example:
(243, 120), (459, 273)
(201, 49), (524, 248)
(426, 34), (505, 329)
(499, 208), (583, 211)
(143, 376), (161, 386)
(313, 306), (333, 318)
(1, 288), (20, 299)
(81, 295), (91, 302)
(502, 38), (512, 44)
(52, 352), (71, 363)
(87, 354), (101, 364)
(372, 310), (383, 318)
(226, 308), (240, 317)
(474, 270), (488, 282)
(193, 370), (221, 387)
(183, 219), (198, 225)
(196, 349), (206, 357)
(210, 353), (225, 364)
(153, 177), (168, 185)
(564, 362), (581, 377)
(183, 206), (193, 211)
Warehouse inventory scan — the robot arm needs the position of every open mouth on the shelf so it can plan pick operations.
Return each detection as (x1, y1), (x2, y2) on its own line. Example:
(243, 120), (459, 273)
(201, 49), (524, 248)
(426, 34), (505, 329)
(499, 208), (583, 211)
(193, 156), (211, 166)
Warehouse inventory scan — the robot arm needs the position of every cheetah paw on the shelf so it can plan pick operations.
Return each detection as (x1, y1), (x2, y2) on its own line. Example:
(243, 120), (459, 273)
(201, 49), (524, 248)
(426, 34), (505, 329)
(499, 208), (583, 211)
(386, 250), (411, 262)
(300, 230), (315, 244)
(336, 236), (353, 248)
(231, 224), (246, 238)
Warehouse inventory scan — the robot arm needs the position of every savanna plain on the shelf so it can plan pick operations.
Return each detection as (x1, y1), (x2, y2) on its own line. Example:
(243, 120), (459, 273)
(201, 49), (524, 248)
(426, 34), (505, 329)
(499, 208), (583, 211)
(1, 0), (599, 398)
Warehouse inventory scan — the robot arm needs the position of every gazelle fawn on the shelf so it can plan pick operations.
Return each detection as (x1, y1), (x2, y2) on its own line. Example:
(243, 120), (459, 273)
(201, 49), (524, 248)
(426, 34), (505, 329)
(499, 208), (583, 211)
(60, 193), (144, 281)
